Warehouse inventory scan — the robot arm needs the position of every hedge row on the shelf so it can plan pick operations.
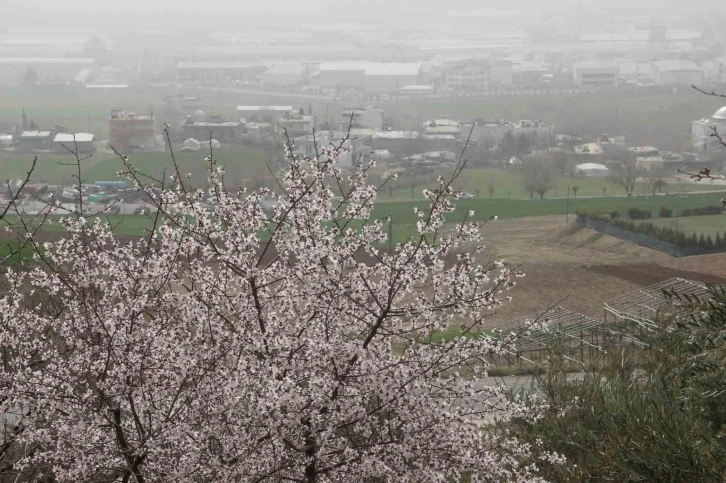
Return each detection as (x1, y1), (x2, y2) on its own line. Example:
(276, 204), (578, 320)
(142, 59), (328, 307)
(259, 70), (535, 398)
(620, 204), (724, 220)
(577, 212), (726, 250)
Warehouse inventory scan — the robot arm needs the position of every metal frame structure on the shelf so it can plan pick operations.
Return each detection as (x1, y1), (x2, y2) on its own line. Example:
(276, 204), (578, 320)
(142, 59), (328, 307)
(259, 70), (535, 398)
(603, 278), (711, 328)
(490, 306), (632, 367)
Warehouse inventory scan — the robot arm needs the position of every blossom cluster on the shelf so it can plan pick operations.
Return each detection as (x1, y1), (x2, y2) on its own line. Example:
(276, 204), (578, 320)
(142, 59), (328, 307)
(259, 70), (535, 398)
(0, 142), (559, 482)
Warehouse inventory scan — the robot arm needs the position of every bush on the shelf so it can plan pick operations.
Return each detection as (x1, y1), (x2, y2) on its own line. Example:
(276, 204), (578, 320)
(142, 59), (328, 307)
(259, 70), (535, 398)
(627, 207), (652, 219)
(609, 209), (620, 219)
(680, 205), (724, 217)
(508, 285), (726, 482)
(659, 206), (673, 218)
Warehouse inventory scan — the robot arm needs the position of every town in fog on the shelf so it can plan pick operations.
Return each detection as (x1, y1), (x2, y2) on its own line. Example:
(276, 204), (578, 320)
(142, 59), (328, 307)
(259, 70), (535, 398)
(0, 1), (725, 482)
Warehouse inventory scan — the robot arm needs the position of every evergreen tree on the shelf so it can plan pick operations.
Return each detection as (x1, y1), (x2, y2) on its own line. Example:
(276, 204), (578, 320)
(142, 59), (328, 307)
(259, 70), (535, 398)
(715, 232), (722, 249)
(21, 108), (28, 131)
(499, 131), (518, 159)
(698, 233), (707, 249)
(706, 235), (714, 250)
(516, 132), (531, 154)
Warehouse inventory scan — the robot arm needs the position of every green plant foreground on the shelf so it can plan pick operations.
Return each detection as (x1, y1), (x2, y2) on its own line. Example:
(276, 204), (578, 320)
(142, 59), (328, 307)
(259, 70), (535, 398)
(507, 285), (726, 482)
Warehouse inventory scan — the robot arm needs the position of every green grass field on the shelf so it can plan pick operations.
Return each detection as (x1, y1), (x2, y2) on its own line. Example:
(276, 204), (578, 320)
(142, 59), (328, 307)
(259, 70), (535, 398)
(642, 214), (726, 239)
(0, 146), (271, 185)
(382, 167), (720, 201)
(8, 190), (723, 241)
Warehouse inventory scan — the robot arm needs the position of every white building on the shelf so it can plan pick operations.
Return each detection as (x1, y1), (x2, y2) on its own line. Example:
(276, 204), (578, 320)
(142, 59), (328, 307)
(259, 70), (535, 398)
(650, 60), (703, 85)
(443, 58), (513, 91)
(423, 119), (460, 135)
(293, 131), (371, 168)
(236, 106), (294, 123)
(575, 163), (609, 177)
(363, 63), (421, 94)
(0, 57), (95, 86)
(470, 119), (554, 146)
(277, 115), (314, 138)
(261, 63), (307, 86)
(692, 106), (726, 153)
(636, 156), (664, 170)
(52, 133), (94, 153)
(572, 60), (619, 87)
(340, 107), (384, 131)
(318, 62), (369, 90)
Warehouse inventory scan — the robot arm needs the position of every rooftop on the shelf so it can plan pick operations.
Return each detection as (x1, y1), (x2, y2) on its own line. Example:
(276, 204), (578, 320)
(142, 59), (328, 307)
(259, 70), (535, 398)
(651, 59), (702, 72)
(319, 62), (370, 72)
(182, 119), (242, 127)
(373, 131), (420, 140)
(713, 106), (726, 120)
(237, 106), (294, 112)
(629, 145), (659, 153)
(604, 278), (711, 327)
(575, 162), (609, 170)
(573, 59), (618, 69)
(53, 133), (94, 143)
(109, 110), (153, 120)
(263, 63), (306, 75)
(364, 63), (421, 76)
(20, 131), (51, 138)
(178, 61), (258, 70)
(0, 57), (94, 65)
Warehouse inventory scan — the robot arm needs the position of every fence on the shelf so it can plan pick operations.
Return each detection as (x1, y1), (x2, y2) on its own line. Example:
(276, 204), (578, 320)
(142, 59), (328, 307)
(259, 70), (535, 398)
(579, 217), (721, 257)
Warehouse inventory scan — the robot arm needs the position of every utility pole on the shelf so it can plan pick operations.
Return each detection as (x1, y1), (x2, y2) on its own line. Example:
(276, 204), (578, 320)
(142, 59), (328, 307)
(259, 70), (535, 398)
(675, 209), (679, 232)
(388, 214), (393, 254)
(566, 185), (570, 225)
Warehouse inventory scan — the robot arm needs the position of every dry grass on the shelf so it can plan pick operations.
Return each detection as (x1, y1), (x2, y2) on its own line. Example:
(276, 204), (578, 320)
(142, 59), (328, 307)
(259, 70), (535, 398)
(473, 216), (726, 328)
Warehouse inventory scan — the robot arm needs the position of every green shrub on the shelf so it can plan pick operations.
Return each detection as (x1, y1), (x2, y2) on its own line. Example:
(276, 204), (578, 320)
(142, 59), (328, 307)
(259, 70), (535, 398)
(610, 209), (620, 219)
(659, 206), (673, 218)
(627, 207), (652, 219)
(508, 285), (726, 482)
(681, 205), (724, 217)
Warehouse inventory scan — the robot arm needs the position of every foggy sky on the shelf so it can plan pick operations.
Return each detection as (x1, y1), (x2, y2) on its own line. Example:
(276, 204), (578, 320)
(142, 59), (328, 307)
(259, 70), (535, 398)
(6, 0), (717, 17)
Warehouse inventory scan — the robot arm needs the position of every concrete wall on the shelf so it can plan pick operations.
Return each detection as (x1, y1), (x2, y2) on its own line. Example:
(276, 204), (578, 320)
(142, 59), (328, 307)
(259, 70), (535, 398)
(319, 70), (366, 89)
(653, 69), (703, 85)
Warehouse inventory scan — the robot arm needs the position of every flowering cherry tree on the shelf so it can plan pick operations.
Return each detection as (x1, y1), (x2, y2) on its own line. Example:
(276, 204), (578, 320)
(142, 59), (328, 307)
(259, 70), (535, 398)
(0, 133), (559, 482)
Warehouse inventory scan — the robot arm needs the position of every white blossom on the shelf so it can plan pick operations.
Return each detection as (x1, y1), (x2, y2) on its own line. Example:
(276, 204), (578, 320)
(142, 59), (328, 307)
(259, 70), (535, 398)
(0, 141), (552, 483)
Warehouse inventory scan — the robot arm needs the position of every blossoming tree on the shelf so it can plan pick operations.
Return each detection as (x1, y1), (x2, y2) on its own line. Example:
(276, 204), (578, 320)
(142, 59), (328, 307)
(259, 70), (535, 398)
(0, 132), (558, 482)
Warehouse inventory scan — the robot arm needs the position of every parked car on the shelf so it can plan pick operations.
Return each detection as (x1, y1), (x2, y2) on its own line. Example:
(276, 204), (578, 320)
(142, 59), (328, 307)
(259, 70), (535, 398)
(456, 192), (476, 200)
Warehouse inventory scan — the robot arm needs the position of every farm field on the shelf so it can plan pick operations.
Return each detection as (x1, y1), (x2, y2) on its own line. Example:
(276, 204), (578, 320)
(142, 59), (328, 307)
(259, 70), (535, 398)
(0, 146), (272, 185)
(383, 167), (721, 201)
(6, 190), (726, 242)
